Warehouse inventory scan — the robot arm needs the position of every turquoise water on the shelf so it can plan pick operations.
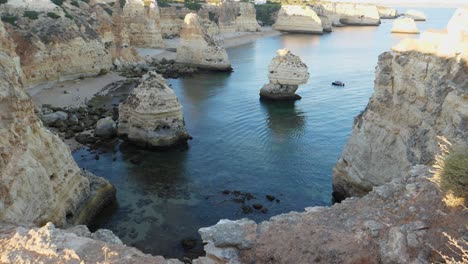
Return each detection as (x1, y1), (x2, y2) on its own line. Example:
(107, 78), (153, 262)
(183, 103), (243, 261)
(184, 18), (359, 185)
(73, 8), (454, 259)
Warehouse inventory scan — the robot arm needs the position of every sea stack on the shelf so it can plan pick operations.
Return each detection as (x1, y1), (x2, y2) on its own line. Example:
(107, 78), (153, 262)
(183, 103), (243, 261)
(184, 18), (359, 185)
(391, 17), (419, 34)
(260, 49), (309, 100)
(405, 10), (427, 21)
(176, 13), (232, 71)
(273, 5), (323, 34)
(377, 6), (398, 19)
(118, 71), (190, 148)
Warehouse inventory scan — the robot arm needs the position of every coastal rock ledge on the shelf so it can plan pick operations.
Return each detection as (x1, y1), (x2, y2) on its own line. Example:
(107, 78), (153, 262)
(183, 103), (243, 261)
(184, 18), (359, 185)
(260, 49), (309, 100)
(118, 71), (190, 148)
(176, 13), (232, 71)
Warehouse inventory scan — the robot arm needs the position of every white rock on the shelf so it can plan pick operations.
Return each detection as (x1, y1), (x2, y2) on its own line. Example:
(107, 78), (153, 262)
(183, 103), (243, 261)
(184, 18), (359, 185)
(391, 17), (419, 34)
(273, 5), (323, 34)
(405, 10), (427, 21)
(94, 116), (117, 138)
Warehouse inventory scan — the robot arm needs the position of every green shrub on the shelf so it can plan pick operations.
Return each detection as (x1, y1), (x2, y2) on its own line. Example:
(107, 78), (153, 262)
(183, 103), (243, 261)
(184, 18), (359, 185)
(65, 13), (73, 19)
(51, 0), (64, 6)
(0, 0), (8, 5)
(119, 0), (126, 7)
(439, 147), (468, 200)
(157, 0), (170, 7)
(255, 3), (280, 25)
(208, 11), (218, 24)
(24, 10), (39, 20)
(47, 12), (61, 19)
(71, 0), (79, 7)
(80, 0), (90, 3)
(184, 0), (201, 11)
(1, 15), (17, 25)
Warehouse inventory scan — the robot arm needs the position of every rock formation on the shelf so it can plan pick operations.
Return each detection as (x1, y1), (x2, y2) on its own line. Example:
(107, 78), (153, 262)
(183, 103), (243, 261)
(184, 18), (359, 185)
(118, 71), (190, 148)
(333, 12), (467, 198)
(0, 222), (183, 263)
(260, 49), (309, 100)
(176, 13), (232, 71)
(273, 5), (324, 34)
(122, 0), (165, 48)
(200, 2), (260, 33)
(0, 20), (115, 227)
(405, 9), (427, 21)
(160, 6), (191, 38)
(377, 6), (398, 19)
(391, 17), (419, 34)
(312, 2), (381, 26)
(197, 165), (467, 263)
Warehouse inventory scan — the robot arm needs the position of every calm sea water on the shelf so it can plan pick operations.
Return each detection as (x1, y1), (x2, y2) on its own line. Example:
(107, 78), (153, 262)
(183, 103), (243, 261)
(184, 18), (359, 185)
(74, 8), (454, 259)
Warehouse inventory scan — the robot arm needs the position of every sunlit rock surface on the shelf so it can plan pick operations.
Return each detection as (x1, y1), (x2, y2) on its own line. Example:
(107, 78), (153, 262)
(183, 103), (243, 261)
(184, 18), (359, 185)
(260, 49), (309, 100)
(176, 13), (232, 71)
(273, 5), (323, 34)
(313, 2), (381, 26)
(0, 20), (115, 227)
(118, 71), (190, 148)
(405, 9), (427, 21)
(122, 0), (165, 48)
(391, 17), (419, 34)
(377, 6), (398, 19)
(333, 10), (468, 198)
(200, 2), (260, 33)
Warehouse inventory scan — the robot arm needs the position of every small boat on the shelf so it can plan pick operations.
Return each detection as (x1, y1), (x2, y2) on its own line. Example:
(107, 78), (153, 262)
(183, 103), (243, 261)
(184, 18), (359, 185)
(332, 81), (345, 86)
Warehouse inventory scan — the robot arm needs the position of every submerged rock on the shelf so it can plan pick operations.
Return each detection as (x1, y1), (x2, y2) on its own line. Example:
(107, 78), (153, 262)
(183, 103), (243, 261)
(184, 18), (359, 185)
(391, 17), (419, 34)
(273, 5), (323, 34)
(118, 71), (190, 148)
(176, 13), (232, 71)
(405, 9), (427, 21)
(260, 49), (309, 100)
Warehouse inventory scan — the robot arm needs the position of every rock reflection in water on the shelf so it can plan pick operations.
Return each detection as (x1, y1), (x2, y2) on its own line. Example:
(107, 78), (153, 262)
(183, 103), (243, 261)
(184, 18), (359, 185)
(260, 100), (306, 140)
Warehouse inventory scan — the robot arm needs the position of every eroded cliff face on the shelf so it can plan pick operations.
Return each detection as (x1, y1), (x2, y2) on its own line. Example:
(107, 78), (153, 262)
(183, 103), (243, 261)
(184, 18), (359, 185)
(332, 12), (468, 198)
(313, 1), (381, 26)
(122, 0), (165, 48)
(118, 71), (190, 148)
(0, 20), (115, 227)
(160, 6), (191, 38)
(197, 165), (467, 264)
(273, 5), (323, 34)
(377, 6), (398, 19)
(200, 2), (260, 33)
(176, 13), (231, 71)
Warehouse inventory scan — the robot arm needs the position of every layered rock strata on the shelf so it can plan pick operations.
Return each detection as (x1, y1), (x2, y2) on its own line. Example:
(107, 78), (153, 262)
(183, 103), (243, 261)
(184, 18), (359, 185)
(391, 17), (419, 34)
(273, 5), (323, 34)
(405, 9), (427, 21)
(377, 6), (398, 19)
(333, 14), (467, 198)
(200, 2), (260, 33)
(197, 165), (467, 264)
(118, 71), (190, 148)
(160, 6), (191, 38)
(122, 0), (165, 48)
(176, 13), (232, 71)
(313, 2), (381, 26)
(260, 49), (309, 100)
(0, 20), (115, 227)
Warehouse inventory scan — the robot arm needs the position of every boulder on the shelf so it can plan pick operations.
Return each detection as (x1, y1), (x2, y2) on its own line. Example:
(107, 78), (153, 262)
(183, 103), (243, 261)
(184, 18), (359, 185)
(260, 49), (309, 100)
(176, 13), (232, 71)
(118, 71), (190, 148)
(42, 111), (68, 125)
(405, 10), (427, 21)
(94, 116), (117, 138)
(273, 5), (323, 34)
(391, 17), (419, 34)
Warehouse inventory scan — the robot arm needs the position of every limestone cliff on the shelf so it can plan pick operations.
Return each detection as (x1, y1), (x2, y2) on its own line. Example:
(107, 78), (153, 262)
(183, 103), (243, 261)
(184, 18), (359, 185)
(118, 71), (190, 148)
(0, 222), (182, 263)
(377, 6), (398, 19)
(176, 13), (232, 71)
(405, 9), (427, 21)
(333, 13), (467, 198)
(0, 20), (115, 227)
(200, 2), (260, 33)
(273, 5), (323, 34)
(160, 6), (191, 38)
(391, 17), (419, 34)
(260, 49), (309, 100)
(122, 0), (165, 48)
(197, 165), (467, 263)
(313, 1), (381, 26)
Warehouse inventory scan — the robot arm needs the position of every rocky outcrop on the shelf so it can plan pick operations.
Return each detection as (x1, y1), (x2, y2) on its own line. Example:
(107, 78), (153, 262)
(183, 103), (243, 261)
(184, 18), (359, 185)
(405, 9), (427, 21)
(118, 71), (190, 148)
(200, 2), (260, 33)
(0, 222), (182, 263)
(273, 5), (323, 34)
(197, 165), (467, 264)
(313, 2), (381, 26)
(122, 0), (165, 48)
(0, 20), (115, 227)
(377, 6), (398, 19)
(333, 14), (467, 198)
(176, 13), (232, 71)
(391, 17), (419, 34)
(160, 6), (191, 38)
(260, 49), (309, 100)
